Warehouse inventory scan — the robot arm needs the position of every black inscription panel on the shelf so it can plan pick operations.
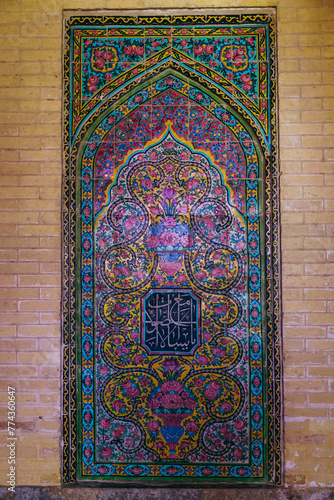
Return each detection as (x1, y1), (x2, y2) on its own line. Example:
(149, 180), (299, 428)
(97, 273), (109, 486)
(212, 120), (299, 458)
(142, 290), (200, 355)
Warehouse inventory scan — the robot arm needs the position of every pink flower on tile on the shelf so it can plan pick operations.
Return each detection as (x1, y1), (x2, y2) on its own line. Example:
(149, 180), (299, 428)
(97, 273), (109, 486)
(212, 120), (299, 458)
(124, 216), (136, 231)
(161, 381), (183, 393)
(163, 217), (177, 228)
(124, 46), (133, 56)
(147, 420), (159, 432)
(100, 418), (111, 429)
(196, 271), (206, 281)
(100, 446), (112, 458)
(204, 388), (217, 400)
(146, 234), (159, 248)
(221, 401), (232, 412)
(160, 231), (179, 247)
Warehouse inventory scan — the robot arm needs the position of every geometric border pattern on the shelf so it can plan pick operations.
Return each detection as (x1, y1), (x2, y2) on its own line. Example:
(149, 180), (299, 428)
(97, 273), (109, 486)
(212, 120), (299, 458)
(62, 10), (281, 485)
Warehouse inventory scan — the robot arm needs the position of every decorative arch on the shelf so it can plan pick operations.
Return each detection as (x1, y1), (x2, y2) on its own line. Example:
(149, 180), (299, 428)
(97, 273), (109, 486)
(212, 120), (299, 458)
(63, 12), (280, 486)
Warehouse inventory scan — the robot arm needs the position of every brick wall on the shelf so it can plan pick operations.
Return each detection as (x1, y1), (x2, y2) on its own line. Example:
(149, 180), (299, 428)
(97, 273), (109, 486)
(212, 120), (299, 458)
(0, 0), (333, 488)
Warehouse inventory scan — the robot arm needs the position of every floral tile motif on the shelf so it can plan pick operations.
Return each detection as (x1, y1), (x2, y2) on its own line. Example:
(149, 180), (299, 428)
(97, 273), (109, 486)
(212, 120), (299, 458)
(63, 12), (280, 485)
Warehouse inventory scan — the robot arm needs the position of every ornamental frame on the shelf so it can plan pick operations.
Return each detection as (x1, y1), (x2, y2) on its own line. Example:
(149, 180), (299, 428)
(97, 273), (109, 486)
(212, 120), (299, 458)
(62, 9), (282, 486)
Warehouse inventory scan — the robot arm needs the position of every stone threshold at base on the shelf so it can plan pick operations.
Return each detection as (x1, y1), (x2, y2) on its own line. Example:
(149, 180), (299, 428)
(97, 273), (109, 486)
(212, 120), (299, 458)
(1, 487), (334, 500)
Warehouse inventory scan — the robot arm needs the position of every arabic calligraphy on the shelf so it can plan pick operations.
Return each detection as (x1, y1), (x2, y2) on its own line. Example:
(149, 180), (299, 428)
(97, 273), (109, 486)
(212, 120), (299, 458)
(143, 290), (200, 354)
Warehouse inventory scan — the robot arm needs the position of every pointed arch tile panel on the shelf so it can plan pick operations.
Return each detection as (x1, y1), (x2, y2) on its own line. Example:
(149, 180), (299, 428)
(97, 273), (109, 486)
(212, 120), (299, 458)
(62, 11), (281, 485)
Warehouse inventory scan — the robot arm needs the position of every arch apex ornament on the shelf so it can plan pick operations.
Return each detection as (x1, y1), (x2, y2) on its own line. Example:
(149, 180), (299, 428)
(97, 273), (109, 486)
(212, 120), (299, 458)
(63, 10), (281, 485)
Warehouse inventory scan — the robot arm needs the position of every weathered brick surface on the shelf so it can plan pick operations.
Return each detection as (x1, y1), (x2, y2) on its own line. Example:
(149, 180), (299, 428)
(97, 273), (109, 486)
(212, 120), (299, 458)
(0, 0), (333, 489)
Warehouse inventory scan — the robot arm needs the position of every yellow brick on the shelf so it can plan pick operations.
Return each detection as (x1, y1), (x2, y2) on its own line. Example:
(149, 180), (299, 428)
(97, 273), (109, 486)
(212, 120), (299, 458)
(284, 379), (327, 392)
(280, 98), (322, 111)
(0, 163), (40, 175)
(19, 300), (60, 312)
(1, 366), (37, 378)
(0, 275), (16, 287)
(308, 366), (334, 378)
(19, 225), (60, 236)
(280, 148), (322, 161)
(19, 199), (61, 211)
(285, 408), (329, 419)
(19, 174), (60, 187)
(284, 326), (326, 338)
(0, 187), (39, 198)
(278, 21), (319, 34)
(307, 340), (334, 351)
(279, 72), (321, 85)
(18, 325), (59, 337)
(282, 224), (325, 237)
(0, 249), (17, 261)
(304, 187), (334, 199)
(305, 212), (334, 224)
(40, 393), (60, 404)
(40, 187), (61, 199)
(283, 250), (325, 262)
(0, 174), (18, 186)
(19, 275), (60, 287)
(324, 123), (334, 134)
(280, 135), (301, 148)
(0, 149), (19, 161)
(281, 186), (303, 199)
(302, 136), (334, 148)
(40, 312), (60, 324)
(280, 123), (323, 135)
(304, 237), (333, 249)
(0, 352), (16, 363)
(18, 380), (59, 392)
(281, 212), (304, 224)
(0, 225), (19, 236)
(324, 148), (334, 160)
(305, 263), (334, 275)
(302, 85), (334, 98)
(20, 50), (60, 62)
(39, 212), (61, 225)
(18, 352), (58, 364)
(39, 339), (60, 351)
(307, 313), (334, 325)
(20, 125), (60, 137)
(323, 46), (334, 58)
(17, 393), (38, 404)
(0, 199), (18, 209)
(298, 8), (334, 22)
(281, 174), (323, 186)
(40, 111), (61, 124)
(1, 312), (38, 324)
(302, 110), (334, 122)
(277, 59), (300, 72)
(0, 299), (17, 310)
(19, 249), (59, 261)
(303, 162), (333, 175)
(0, 212), (38, 224)
(281, 237), (303, 250)
(39, 421), (60, 432)
(279, 86), (301, 98)
(20, 75), (60, 88)
(283, 313), (305, 326)
(284, 393), (306, 405)
(40, 237), (61, 249)
(284, 339), (305, 351)
(279, 46), (320, 59)
(0, 236), (40, 248)
(279, 34), (299, 47)
(1, 339), (37, 350)
(17, 407), (59, 418)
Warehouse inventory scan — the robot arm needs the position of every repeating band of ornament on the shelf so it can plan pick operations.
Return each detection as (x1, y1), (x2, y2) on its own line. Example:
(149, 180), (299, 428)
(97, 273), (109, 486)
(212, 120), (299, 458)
(63, 12), (280, 484)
